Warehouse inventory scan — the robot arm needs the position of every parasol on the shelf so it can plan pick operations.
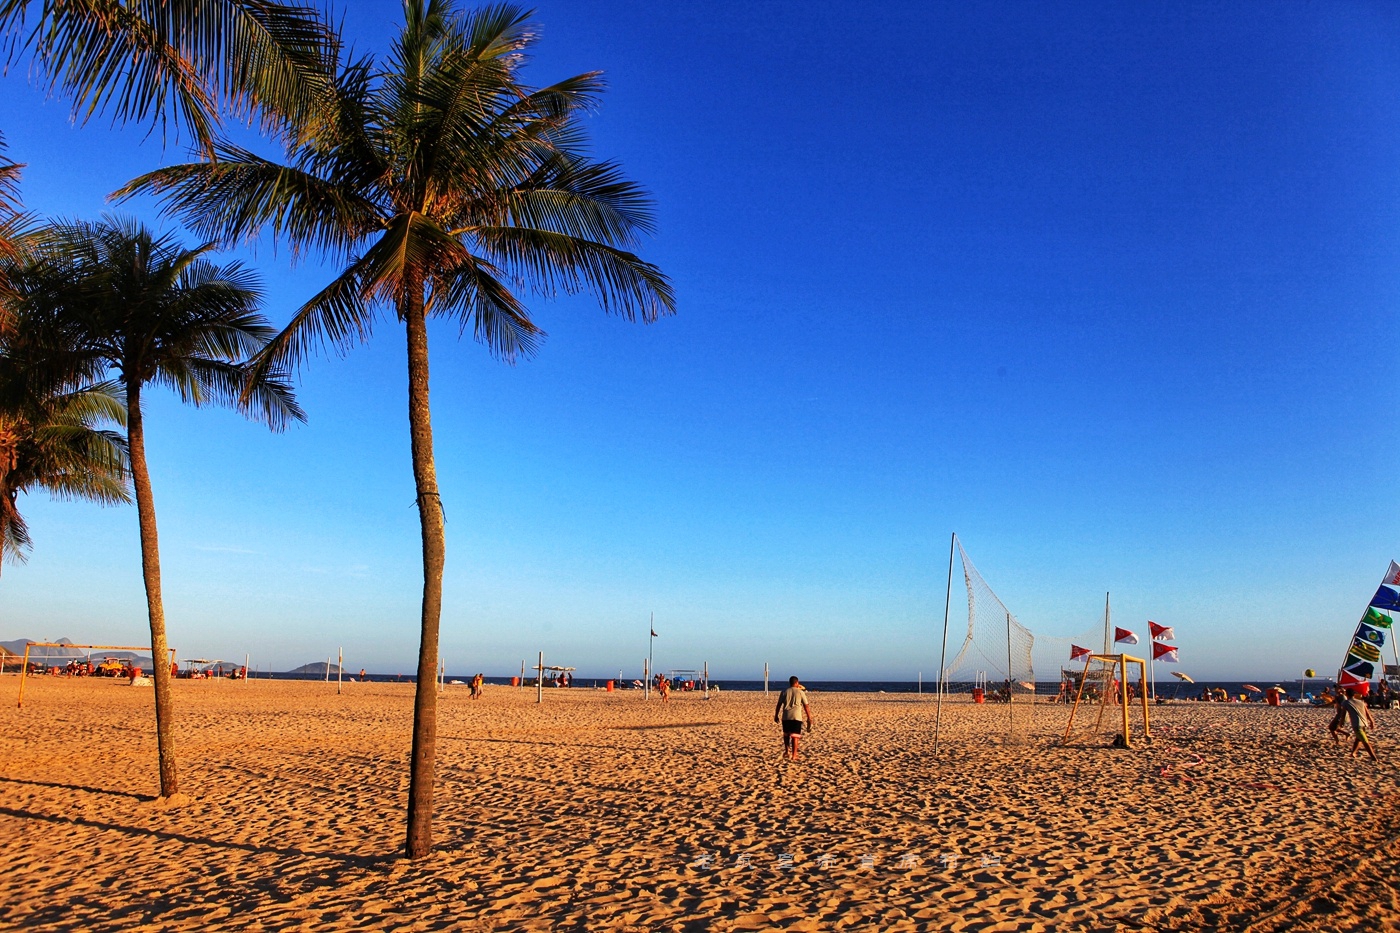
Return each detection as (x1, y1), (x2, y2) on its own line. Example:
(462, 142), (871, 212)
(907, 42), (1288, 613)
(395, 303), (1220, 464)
(1243, 684), (1262, 692)
(1171, 672), (1194, 683)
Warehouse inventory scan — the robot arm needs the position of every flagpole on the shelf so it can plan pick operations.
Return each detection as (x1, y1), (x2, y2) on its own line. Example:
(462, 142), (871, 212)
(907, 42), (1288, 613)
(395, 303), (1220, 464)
(1103, 593), (1110, 656)
(646, 613), (654, 701)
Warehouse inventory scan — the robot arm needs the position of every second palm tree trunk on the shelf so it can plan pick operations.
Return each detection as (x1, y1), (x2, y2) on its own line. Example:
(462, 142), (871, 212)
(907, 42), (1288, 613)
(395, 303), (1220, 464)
(126, 380), (178, 797)
(404, 292), (445, 859)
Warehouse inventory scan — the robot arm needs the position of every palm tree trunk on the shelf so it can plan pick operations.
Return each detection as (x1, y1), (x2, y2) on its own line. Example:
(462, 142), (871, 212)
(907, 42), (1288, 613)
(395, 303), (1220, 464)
(403, 287), (445, 859)
(126, 379), (178, 797)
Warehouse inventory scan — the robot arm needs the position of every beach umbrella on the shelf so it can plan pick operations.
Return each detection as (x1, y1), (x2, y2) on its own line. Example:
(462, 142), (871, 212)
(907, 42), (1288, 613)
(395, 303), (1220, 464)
(1171, 672), (1194, 683)
(1243, 684), (1262, 692)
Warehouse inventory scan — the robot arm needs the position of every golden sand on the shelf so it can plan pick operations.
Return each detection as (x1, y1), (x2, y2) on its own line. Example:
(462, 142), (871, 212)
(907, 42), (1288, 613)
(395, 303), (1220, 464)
(1, 677), (1396, 932)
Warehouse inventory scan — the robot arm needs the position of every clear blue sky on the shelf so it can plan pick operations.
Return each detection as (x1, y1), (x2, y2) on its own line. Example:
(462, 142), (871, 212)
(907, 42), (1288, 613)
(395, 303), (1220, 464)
(1, 1), (1397, 681)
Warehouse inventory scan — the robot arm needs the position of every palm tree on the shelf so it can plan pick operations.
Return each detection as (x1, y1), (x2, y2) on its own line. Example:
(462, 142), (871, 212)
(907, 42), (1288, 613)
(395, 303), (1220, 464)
(121, 0), (674, 856)
(0, 355), (129, 575)
(12, 215), (302, 797)
(0, 0), (335, 152)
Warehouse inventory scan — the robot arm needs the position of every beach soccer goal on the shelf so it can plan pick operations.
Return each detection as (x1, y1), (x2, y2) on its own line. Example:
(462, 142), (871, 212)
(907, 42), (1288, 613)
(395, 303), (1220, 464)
(1061, 654), (1152, 748)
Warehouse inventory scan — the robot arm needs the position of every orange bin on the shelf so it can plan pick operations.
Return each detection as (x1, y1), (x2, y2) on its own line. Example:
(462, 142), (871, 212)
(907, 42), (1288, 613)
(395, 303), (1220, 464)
(973, 688), (985, 704)
(606, 680), (614, 692)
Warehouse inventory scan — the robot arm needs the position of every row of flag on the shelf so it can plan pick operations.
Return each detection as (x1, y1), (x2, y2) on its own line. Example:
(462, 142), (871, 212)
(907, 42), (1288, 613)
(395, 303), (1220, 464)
(1070, 621), (1179, 663)
(1337, 561), (1399, 693)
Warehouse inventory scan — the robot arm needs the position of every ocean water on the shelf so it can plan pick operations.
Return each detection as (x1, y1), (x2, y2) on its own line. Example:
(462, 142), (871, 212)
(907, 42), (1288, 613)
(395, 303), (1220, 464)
(253, 672), (1337, 700)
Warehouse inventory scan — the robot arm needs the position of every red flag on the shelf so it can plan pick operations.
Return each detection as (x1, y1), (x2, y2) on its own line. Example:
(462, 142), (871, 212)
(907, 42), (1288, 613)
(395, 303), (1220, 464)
(1070, 644), (1092, 661)
(1151, 641), (1178, 662)
(1114, 627), (1139, 645)
(1148, 621), (1174, 641)
(1385, 561), (1400, 587)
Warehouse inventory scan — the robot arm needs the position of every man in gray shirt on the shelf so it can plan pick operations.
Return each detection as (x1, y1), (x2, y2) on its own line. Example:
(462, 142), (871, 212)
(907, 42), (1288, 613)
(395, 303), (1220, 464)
(773, 675), (814, 760)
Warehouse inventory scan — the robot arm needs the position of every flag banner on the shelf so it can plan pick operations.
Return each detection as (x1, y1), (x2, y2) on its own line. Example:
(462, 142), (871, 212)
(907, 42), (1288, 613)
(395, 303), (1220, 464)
(1364, 607), (1394, 629)
(1343, 658), (1376, 679)
(1070, 644), (1092, 661)
(1114, 627), (1138, 645)
(1152, 641), (1178, 662)
(1350, 640), (1382, 663)
(1149, 621), (1174, 640)
(1369, 586), (1400, 611)
(1335, 561), (1397, 686)
(1355, 623), (1387, 647)
(1338, 671), (1371, 694)
(651, 629), (658, 637)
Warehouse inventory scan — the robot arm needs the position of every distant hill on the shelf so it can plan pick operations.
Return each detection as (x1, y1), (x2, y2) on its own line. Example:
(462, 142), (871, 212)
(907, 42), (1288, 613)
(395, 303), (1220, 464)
(287, 662), (345, 676)
(1, 637), (76, 657)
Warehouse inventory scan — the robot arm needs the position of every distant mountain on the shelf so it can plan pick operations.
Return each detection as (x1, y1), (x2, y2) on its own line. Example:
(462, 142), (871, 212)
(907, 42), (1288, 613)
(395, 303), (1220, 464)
(1, 637), (75, 657)
(287, 662), (345, 676)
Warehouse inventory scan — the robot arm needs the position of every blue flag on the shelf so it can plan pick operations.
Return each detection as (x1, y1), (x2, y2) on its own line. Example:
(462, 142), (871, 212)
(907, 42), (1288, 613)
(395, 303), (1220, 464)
(1369, 585), (1400, 611)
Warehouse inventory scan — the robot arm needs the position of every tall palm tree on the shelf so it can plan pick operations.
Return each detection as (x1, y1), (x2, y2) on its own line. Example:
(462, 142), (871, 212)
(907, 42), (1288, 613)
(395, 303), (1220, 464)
(0, 0), (335, 151)
(13, 215), (302, 797)
(121, 0), (674, 856)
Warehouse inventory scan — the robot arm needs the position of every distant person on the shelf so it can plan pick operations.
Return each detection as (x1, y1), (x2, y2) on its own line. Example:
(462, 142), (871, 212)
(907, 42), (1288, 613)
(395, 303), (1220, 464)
(471, 672), (484, 699)
(1340, 688), (1379, 761)
(359, 668), (367, 683)
(774, 676), (814, 761)
(1328, 695), (1351, 746)
(658, 675), (670, 702)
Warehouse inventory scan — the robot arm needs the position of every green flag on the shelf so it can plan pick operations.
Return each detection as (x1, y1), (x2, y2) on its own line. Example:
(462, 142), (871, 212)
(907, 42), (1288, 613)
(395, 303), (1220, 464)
(1365, 607), (1394, 629)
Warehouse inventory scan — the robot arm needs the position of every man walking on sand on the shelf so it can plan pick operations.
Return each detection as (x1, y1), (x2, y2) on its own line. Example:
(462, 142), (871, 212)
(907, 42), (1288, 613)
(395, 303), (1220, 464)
(774, 676), (814, 760)
(1341, 688), (1379, 762)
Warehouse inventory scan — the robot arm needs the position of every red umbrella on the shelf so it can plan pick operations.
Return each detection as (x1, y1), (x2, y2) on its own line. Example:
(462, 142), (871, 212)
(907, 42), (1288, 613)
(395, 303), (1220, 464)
(1243, 684), (1262, 693)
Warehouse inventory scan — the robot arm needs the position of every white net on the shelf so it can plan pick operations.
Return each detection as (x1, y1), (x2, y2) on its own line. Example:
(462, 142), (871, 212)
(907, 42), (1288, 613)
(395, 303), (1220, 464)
(939, 541), (1037, 742)
(936, 539), (1145, 747)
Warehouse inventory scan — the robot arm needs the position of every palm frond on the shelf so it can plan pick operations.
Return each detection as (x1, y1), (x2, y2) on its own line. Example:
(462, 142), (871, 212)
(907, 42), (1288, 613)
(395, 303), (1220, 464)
(473, 225), (674, 322)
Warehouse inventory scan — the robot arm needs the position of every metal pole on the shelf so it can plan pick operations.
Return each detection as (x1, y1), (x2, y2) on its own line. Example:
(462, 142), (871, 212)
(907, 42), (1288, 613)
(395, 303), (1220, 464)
(1120, 656), (1131, 747)
(17, 644), (32, 707)
(1006, 609), (1015, 741)
(325, 656), (331, 682)
(934, 532), (956, 756)
(537, 651), (543, 704)
(520, 660), (525, 689)
(643, 657), (649, 700)
(244, 653), (249, 685)
(1103, 593), (1111, 655)
(647, 612), (655, 700)
(763, 662), (769, 695)
(703, 661), (708, 697)
(337, 648), (343, 695)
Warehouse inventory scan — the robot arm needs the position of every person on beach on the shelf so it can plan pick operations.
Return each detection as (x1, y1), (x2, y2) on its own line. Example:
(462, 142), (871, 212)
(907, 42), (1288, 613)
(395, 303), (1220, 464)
(1340, 688), (1379, 761)
(471, 672), (484, 699)
(658, 675), (670, 702)
(774, 676), (814, 760)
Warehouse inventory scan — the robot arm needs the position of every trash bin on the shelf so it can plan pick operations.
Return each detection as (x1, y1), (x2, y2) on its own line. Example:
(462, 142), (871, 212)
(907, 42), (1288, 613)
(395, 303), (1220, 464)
(510, 676), (519, 686)
(973, 688), (985, 704)
(606, 680), (614, 692)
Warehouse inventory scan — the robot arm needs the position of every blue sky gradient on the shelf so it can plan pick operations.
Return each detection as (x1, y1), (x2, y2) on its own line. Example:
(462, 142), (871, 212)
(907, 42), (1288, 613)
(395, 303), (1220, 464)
(1, 1), (1397, 680)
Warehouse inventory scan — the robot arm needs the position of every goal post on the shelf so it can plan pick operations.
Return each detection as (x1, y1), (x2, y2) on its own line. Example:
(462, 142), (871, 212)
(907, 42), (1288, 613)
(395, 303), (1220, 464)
(1062, 653), (1152, 747)
(16, 642), (176, 708)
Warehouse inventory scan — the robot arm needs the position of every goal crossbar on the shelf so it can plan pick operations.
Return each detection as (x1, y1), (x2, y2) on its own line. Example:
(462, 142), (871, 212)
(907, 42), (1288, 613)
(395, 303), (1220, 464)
(16, 643), (177, 708)
(1062, 653), (1152, 748)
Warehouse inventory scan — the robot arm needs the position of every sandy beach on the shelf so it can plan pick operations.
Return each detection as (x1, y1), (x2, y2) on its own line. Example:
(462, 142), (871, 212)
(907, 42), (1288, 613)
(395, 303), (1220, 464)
(1, 677), (1397, 932)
